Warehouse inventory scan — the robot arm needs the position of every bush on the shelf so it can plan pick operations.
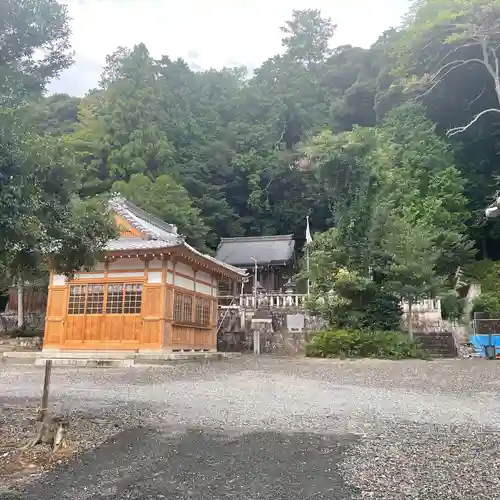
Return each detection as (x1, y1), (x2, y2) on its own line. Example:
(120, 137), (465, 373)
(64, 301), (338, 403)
(308, 267), (402, 332)
(306, 328), (427, 359)
(472, 292), (500, 317)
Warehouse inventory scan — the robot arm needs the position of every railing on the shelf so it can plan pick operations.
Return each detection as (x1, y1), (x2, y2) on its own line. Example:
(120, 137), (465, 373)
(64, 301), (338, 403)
(218, 293), (308, 310)
(401, 299), (441, 313)
(218, 294), (442, 314)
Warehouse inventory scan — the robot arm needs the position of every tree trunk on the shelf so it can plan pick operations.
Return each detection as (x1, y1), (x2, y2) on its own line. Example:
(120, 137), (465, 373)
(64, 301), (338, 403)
(17, 277), (25, 330)
(407, 298), (413, 341)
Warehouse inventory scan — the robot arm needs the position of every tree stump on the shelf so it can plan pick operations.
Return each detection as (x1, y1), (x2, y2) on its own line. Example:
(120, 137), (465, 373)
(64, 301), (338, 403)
(22, 408), (69, 454)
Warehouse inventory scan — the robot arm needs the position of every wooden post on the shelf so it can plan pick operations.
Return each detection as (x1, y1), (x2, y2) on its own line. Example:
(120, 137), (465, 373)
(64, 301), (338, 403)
(17, 277), (25, 329)
(253, 330), (260, 355)
(41, 360), (52, 418)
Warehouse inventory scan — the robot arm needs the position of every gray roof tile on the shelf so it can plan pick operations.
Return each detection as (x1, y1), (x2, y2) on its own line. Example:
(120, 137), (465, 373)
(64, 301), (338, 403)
(215, 235), (295, 267)
(107, 197), (246, 276)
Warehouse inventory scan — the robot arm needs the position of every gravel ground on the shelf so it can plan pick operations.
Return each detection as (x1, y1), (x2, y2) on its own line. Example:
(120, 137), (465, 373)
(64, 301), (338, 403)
(1, 357), (500, 499)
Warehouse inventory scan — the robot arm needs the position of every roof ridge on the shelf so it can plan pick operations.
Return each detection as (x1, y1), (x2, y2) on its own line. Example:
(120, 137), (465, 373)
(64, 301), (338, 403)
(219, 234), (294, 243)
(121, 199), (179, 236)
(109, 196), (181, 242)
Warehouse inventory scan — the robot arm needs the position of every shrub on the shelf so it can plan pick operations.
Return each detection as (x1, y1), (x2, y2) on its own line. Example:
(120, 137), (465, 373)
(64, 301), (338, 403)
(306, 328), (427, 359)
(472, 292), (500, 317)
(308, 267), (402, 331)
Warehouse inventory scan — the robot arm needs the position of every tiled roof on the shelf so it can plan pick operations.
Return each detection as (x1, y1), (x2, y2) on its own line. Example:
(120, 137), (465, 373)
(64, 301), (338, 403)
(107, 197), (246, 277)
(105, 239), (179, 252)
(183, 242), (246, 276)
(109, 196), (181, 243)
(216, 235), (295, 267)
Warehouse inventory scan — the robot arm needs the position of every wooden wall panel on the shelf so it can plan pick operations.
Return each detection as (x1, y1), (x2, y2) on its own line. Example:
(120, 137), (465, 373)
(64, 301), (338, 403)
(47, 288), (66, 318)
(65, 316), (85, 342)
(164, 322), (173, 346)
(172, 325), (193, 347)
(142, 286), (163, 317)
(122, 316), (142, 343)
(169, 325), (216, 350)
(102, 316), (123, 342)
(194, 329), (212, 348)
(44, 321), (63, 346)
(142, 321), (162, 345)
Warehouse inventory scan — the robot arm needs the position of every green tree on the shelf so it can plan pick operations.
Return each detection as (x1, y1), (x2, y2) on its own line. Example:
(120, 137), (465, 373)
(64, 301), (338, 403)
(381, 215), (444, 338)
(0, 0), (72, 107)
(281, 9), (336, 66)
(0, 117), (116, 326)
(17, 94), (82, 136)
(0, 0), (116, 327)
(372, 104), (475, 276)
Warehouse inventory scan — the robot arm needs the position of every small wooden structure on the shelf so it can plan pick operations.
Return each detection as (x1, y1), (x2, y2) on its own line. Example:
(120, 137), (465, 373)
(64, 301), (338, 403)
(43, 198), (245, 352)
(216, 235), (296, 295)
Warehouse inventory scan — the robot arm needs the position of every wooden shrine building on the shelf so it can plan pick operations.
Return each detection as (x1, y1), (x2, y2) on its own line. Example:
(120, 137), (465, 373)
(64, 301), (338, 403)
(215, 235), (296, 295)
(43, 197), (246, 352)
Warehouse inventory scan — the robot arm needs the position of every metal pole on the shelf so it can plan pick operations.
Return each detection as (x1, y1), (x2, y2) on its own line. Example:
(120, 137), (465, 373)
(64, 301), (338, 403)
(306, 245), (310, 296)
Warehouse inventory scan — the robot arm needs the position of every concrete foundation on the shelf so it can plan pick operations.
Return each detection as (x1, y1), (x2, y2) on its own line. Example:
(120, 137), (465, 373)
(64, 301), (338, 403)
(1, 350), (240, 367)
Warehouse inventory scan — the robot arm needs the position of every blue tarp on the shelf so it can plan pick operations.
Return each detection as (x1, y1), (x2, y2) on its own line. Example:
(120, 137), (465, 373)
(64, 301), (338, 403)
(471, 334), (500, 357)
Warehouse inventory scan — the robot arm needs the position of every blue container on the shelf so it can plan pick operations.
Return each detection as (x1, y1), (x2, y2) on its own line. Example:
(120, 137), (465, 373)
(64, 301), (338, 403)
(485, 345), (496, 359)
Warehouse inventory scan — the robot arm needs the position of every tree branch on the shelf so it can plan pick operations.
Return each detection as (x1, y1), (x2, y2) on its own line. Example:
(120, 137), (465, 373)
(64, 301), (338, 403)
(446, 108), (500, 137)
(415, 59), (485, 101)
(467, 86), (486, 109)
(480, 37), (498, 82)
(489, 46), (499, 77)
(274, 123), (287, 150)
(433, 42), (477, 70)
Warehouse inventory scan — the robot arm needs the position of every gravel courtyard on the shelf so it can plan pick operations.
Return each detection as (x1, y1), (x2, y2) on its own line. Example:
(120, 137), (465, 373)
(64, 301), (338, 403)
(2, 357), (500, 499)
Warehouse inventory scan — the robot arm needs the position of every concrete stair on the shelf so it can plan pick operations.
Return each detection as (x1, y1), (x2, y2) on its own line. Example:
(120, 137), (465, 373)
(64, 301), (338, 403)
(414, 331), (458, 358)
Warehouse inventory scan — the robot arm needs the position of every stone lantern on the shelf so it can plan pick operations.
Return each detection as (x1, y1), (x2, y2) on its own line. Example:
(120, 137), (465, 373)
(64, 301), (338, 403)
(284, 278), (296, 294)
(485, 196), (500, 218)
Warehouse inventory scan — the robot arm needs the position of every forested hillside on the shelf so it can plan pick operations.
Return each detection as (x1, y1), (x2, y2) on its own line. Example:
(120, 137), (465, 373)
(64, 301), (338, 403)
(12, 2), (500, 255)
(2, 0), (500, 314)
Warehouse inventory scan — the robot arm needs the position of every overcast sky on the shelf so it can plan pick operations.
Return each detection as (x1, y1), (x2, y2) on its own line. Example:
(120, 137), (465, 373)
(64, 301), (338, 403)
(51, 0), (411, 96)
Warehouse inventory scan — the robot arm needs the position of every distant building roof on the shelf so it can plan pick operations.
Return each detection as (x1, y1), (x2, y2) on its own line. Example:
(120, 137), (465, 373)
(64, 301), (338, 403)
(107, 197), (245, 277)
(215, 235), (295, 267)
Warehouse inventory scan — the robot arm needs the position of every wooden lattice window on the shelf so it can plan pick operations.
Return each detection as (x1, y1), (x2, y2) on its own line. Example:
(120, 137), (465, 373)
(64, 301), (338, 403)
(86, 285), (104, 314)
(182, 294), (193, 323)
(195, 297), (211, 326)
(173, 293), (183, 322)
(173, 292), (193, 323)
(68, 285), (86, 315)
(106, 283), (143, 314)
(124, 284), (142, 313)
(106, 284), (124, 314)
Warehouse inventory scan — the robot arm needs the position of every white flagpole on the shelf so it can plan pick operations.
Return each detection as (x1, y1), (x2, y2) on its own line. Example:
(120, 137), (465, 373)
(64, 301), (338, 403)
(306, 216), (311, 295)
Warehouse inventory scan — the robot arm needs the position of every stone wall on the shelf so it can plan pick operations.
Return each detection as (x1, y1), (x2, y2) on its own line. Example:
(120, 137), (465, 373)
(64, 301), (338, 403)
(0, 312), (45, 333)
(218, 308), (325, 355)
